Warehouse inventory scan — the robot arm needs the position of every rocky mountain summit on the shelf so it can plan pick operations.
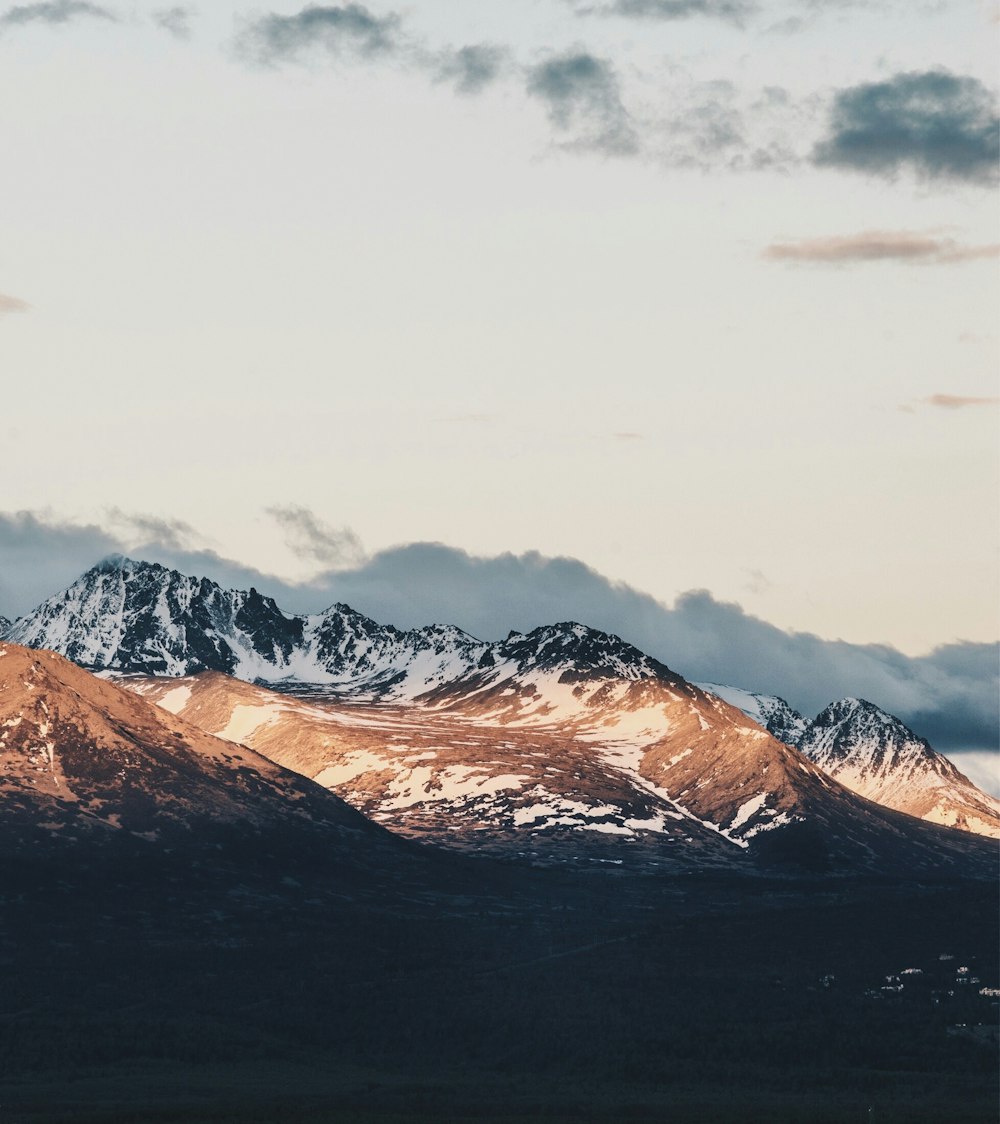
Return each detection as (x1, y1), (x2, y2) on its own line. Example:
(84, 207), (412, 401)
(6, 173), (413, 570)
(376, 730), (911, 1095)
(797, 697), (1000, 837)
(699, 686), (1000, 839)
(7, 556), (494, 691)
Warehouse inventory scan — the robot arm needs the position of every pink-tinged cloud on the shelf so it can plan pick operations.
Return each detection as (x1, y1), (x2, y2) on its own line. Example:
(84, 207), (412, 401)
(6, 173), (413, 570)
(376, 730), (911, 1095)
(0, 294), (29, 314)
(926, 394), (1000, 409)
(763, 230), (1000, 265)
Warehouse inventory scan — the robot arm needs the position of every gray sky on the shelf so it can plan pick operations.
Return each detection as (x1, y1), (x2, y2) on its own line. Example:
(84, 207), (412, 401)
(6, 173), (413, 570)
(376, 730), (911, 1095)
(1, 5), (997, 681)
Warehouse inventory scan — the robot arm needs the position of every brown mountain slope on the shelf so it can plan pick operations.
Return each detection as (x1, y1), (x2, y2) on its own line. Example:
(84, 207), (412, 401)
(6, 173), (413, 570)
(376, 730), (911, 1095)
(126, 667), (996, 877)
(0, 643), (401, 863)
(127, 671), (744, 871)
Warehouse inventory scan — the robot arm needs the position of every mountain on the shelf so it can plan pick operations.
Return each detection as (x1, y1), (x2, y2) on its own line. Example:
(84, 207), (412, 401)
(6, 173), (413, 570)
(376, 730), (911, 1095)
(695, 682), (809, 747)
(699, 685), (1000, 839)
(0, 616), (9, 637)
(11, 559), (997, 875)
(126, 665), (747, 873)
(6, 556), (488, 691)
(0, 640), (421, 881)
(126, 663), (996, 878)
(797, 697), (1000, 838)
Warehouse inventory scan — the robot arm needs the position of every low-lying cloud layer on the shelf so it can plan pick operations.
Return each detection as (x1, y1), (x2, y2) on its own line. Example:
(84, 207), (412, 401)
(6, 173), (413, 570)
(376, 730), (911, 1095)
(1, 510), (996, 769)
(764, 230), (1000, 264)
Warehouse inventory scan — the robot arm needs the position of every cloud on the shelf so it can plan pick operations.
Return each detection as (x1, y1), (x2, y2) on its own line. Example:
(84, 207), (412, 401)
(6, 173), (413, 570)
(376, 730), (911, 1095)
(152, 6), (191, 40)
(813, 70), (1000, 185)
(1, 510), (996, 760)
(431, 43), (511, 96)
(265, 505), (366, 568)
(526, 51), (639, 156)
(0, 0), (115, 27)
(651, 79), (806, 172)
(764, 231), (1000, 264)
(236, 9), (508, 100)
(924, 394), (1000, 409)
(571, 0), (755, 24)
(105, 508), (200, 552)
(237, 3), (401, 65)
(0, 512), (124, 619)
(0, 294), (29, 314)
(742, 568), (771, 595)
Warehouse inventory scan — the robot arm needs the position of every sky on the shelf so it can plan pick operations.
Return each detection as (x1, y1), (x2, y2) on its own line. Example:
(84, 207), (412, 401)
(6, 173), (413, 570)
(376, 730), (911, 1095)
(0, 2), (998, 782)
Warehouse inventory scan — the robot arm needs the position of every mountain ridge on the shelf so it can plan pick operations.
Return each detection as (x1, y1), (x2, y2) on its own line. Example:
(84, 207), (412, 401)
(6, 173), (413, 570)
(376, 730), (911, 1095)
(699, 684), (1000, 839)
(10, 557), (999, 855)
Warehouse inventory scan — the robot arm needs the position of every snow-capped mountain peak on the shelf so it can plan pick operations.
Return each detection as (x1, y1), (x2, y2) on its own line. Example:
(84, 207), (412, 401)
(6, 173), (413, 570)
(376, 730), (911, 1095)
(6, 557), (306, 679)
(699, 683), (1000, 840)
(7, 561), (681, 706)
(802, 697), (949, 773)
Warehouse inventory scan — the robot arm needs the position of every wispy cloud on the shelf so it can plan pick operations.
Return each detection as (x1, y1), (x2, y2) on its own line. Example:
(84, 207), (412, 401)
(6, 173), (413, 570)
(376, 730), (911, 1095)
(105, 508), (201, 552)
(236, 7), (509, 99)
(526, 51), (639, 156)
(925, 394), (1000, 409)
(649, 79), (808, 172)
(0, 0), (116, 28)
(743, 568), (772, 595)
(236, 3), (401, 65)
(152, 5), (191, 40)
(569, 0), (756, 25)
(266, 505), (366, 568)
(0, 294), (29, 314)
(431, 43), (511, 96)
(813, 70), (1000, 186)
(764, 231), (1000, 264)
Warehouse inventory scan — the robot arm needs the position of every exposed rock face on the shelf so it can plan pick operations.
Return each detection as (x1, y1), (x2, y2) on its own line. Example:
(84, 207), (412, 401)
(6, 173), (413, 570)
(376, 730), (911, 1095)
(6, 556), (489, 688)
(797, 698), (1000, 839)
(699, 685), (1000, 840)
